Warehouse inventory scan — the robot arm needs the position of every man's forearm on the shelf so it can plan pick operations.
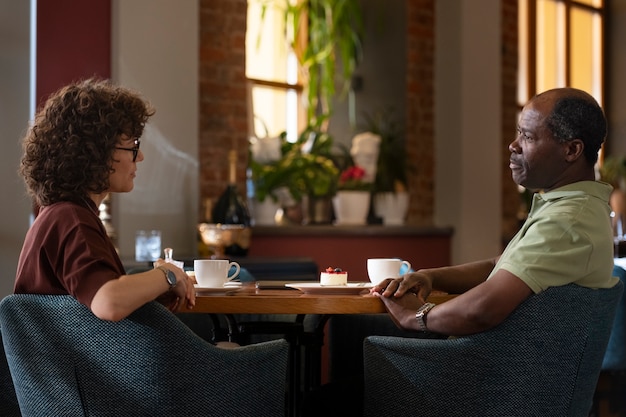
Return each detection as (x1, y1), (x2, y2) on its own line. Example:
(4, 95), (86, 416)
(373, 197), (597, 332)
(420, 257), (499, 294)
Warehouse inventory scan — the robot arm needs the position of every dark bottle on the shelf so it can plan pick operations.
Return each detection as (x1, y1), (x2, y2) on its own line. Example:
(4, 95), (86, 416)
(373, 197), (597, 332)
(211, 150), (252, 256)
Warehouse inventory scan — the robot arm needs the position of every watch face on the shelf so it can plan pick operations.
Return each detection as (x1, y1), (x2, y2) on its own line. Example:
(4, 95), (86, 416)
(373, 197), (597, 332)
(417, 303), (433, 314)
(166, 270), (177, 287)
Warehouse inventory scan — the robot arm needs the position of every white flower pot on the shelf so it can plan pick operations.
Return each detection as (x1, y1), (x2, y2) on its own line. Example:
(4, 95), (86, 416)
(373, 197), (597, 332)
(374, 192), (409, 225)
(332, 191), (371, 225)
(252, 199), (281, 225)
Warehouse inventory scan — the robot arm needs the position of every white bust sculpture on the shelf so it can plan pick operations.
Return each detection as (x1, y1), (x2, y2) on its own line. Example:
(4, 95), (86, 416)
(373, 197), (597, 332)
(350, 132), (381, 183)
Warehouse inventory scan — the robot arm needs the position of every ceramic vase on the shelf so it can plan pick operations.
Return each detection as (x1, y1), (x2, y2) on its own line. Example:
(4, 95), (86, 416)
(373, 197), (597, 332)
(252, 198), (281, 225)
(303, 196), (333, 225)
(374, 192), (409, 225)
(332, 191), (371, 225)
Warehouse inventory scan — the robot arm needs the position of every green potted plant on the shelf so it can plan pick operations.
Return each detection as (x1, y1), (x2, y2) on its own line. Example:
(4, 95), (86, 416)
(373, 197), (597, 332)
(361, 109), (408, 193)
(600, 155), (626, 190)
(600, 155), (626, 225)
(283, 124), (340, 224)
(361, 109), (410, 225)
(250, 136), (287, 202)
(248, 135), (287, 225)
(250, 124), (342, 224)
(251, 1), (363, 223)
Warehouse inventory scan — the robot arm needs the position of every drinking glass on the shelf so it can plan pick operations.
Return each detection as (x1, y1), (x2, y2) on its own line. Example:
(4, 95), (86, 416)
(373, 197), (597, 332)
(135, 230), (162, 261)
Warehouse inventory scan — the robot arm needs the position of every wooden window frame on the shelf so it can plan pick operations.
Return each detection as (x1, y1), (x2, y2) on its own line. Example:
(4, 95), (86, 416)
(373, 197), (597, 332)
(519, 0), (605, 106)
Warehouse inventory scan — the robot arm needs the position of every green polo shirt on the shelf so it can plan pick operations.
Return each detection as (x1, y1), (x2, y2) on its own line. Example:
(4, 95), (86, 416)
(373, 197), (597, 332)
(490, 181), (618, 293)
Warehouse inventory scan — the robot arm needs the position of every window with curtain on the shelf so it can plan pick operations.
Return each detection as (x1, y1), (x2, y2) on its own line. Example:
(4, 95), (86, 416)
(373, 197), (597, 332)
(246, 0), (304, 143)
(518, 0), (604, 106)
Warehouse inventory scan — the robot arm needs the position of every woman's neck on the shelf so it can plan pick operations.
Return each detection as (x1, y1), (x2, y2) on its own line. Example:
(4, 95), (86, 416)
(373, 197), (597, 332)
(88, 193), (108, 207)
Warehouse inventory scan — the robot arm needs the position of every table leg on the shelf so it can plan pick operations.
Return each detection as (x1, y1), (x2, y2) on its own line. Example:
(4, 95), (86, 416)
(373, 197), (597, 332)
(208, 314), (230, 344)
(303, 314), (331, 391)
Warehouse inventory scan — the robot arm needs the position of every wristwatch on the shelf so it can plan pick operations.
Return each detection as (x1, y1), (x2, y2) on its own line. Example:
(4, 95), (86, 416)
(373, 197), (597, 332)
(415, 302), (436, 331)
(157, 266), (177, 290)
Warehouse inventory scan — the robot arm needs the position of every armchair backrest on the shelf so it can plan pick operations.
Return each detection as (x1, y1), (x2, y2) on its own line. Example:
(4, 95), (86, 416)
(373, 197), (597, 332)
(363, 281), (624, 417)
(603, 265), (626, 370)
(0, 294), (288, 417)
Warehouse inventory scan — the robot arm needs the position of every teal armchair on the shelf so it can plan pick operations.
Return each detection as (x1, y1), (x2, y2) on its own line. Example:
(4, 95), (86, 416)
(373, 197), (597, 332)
(0, 294), (289, 417)
(363, 282), (623, 417)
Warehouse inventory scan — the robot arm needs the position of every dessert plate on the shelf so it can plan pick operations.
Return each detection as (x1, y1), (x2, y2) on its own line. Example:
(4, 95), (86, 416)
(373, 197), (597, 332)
(285, 282), (372, 295)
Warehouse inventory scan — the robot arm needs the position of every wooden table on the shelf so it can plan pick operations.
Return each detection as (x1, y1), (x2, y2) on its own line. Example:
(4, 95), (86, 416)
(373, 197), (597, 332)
(183, 285), (454, 314)
(179, 283), (454, 372)
(180, 284), (455, 417)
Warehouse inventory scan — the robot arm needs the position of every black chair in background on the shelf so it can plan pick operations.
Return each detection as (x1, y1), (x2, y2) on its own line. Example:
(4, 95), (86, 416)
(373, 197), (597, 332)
(0, 329), (21, 417)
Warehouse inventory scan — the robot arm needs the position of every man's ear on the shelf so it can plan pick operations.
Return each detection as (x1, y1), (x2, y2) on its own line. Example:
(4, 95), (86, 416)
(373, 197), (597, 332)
(563, 139), (584, 162)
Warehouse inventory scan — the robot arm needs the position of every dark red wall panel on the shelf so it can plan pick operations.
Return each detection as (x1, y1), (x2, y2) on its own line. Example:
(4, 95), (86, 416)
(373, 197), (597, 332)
(36, 0), (111, 108)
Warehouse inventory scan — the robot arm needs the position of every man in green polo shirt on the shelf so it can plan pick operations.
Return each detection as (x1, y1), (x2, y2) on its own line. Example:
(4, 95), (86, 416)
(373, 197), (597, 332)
(373, 87), (619, 336)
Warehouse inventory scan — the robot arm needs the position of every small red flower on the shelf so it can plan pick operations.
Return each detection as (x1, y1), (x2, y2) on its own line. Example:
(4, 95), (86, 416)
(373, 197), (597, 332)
(338, 165), (371, 191)
(340, 166), (366, 183)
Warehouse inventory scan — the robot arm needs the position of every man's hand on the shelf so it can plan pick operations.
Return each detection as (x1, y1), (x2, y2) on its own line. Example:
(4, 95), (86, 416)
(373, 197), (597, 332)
(373, 291), (425, 332)
(371, 271), (433, 301)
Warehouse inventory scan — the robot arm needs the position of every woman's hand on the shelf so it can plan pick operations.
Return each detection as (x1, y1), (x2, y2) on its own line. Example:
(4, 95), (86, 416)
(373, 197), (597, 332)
(154, 260), (195, 311)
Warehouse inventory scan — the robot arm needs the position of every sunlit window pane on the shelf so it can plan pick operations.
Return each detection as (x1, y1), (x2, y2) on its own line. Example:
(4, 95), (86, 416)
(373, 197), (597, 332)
(518, 0), (529, 104)
(574, 0), (603, 7)
(251, 85), (289, 139)
(246, 1), (289, 82)
(246, 0), (302, 141)
(570, 7), (603, 102)
(520, 0), (603, 105)
(536, 0), (565, 91)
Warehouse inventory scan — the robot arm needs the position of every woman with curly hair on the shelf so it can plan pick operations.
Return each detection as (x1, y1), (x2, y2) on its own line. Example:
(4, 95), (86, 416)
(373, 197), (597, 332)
(14, 78), (195, 321)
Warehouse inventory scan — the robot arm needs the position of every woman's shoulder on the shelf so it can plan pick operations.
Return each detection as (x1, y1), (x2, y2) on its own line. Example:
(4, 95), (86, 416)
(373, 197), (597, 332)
(37, 200), (100, 227)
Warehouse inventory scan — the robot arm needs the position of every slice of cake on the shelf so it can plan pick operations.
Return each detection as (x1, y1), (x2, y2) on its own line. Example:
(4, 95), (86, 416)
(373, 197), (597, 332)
(320, 267), (348, 286)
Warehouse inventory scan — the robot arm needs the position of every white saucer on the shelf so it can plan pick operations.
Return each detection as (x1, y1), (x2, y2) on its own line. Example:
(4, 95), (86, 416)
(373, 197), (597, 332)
(285, 282), (372, 295)
(194, 282), (241, 294)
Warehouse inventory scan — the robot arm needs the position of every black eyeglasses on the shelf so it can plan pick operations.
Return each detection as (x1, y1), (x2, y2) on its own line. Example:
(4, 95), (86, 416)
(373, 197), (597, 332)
(115, 139), (141, 162)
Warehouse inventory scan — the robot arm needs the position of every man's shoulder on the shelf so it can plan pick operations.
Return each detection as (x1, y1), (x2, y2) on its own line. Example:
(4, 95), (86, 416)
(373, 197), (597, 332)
(543, 181), (612, 201)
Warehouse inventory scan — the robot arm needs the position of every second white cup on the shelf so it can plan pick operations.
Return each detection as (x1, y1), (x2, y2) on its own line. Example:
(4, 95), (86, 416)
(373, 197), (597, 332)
(193, 259), (241, 287)
(367, 258), (412, 285)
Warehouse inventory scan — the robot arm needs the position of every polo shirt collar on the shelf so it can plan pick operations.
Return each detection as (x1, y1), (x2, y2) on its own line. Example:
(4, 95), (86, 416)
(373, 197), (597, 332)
(535, 181), (613, 203)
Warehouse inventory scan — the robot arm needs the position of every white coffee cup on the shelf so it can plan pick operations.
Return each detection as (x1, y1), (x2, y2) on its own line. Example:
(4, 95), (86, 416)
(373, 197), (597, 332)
(193, 259), (241, 287)
(367, 258), (412, 285)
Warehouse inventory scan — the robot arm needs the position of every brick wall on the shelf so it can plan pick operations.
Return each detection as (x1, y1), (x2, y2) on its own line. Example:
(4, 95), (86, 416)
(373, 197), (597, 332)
(501, 0), (521, 242)
(405, 0), (435, 225)
(198, 0), (520, 237)
(199, 0), (249, 219)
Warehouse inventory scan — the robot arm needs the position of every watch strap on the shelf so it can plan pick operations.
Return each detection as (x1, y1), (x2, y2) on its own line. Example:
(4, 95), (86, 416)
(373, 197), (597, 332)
(415, 302), (436, 331)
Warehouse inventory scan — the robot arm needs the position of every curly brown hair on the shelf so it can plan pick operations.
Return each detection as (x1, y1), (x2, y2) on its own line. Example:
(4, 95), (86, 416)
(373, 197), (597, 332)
(19, 78), (155, 206)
